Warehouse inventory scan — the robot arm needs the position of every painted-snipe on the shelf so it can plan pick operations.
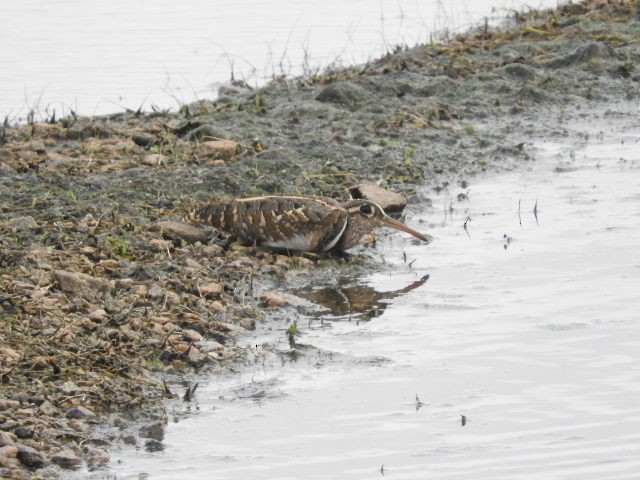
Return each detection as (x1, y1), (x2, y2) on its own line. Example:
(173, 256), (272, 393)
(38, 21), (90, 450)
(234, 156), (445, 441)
(189, 195), (431, 253)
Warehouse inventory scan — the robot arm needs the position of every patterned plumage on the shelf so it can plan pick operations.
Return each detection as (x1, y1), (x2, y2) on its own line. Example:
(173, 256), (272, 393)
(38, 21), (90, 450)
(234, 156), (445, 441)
(189, 195), (430, 253)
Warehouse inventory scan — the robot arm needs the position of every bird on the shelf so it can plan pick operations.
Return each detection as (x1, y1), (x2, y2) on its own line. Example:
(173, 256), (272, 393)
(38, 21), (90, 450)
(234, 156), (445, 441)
(188, 195), (431, 253)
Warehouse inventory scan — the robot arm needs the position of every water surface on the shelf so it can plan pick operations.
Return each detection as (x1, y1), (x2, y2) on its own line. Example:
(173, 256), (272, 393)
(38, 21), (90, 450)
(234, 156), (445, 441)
(1, 0), (558, 120)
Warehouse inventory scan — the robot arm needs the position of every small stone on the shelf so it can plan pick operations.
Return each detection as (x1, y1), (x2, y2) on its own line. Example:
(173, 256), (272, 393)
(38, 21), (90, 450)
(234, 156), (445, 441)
(14, 427), (33, 439)
(182, 329), (203, 343)
(16, 444), (48, 469)
(54, 270), (112, 300)
(66, 406), (95, 419)
(315, 82), (370, 109)
(88, 308), (108, 321)
(149, 238), (173, 252)
(6, 216), (38, 232)
(51, 448), (81, 469)
(142, 153), (165, 166)
(0, 445), (18, 459)
(59, 381), (78, 394)
(0, 431), (16, 447)
(239, 318), (256, 330)
(198, 282), (222, 299)
(25, 396), (45, 406)
(0, 445), (18, 469)
(260, 291), (288, 307)
(202, 139), (240, 159)
(139, 422), (164, 441)
(38, 401), (59, 416)
(83, 446), (109, 468)
(343, 183), (407, 214)
(147, 283), (164, 300)
(202, 244), (224, 257)
(0, 347), (20, 369)
(209, 300), (226, 313)
(187, 347), (206, 365)
(152, 221), (206, 243)
(262, 291), (311, 308)
(112, 417), (127, 430)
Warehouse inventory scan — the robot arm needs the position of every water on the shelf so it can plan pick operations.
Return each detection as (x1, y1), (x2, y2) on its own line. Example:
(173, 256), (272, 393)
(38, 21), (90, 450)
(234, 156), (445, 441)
(1, 0), (558, 121)
(103, 114), (640, 478)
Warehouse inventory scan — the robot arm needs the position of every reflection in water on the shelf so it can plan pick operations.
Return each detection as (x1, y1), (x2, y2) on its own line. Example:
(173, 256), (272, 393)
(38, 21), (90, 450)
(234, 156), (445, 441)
(297, 274), (429, 321)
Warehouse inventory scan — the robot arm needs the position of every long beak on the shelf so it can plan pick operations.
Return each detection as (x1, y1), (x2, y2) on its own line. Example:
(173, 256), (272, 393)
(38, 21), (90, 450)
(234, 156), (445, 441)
(381, 215), (432, 244)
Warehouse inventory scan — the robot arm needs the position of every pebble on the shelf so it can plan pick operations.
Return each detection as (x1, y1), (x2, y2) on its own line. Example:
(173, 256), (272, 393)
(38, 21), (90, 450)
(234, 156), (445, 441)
(201, 139), (240, 159)
(16, 444), (48, 469)
(54, 270), (113, 300)
(147, 283), (165, 300)
(6, 216), (38, 232)
(51, 448), (81, 469)
(66, 406), (96, 420)
(198, 281), (222, 298)
(0, 431), (16, 446)
(152, 221), (206, 243)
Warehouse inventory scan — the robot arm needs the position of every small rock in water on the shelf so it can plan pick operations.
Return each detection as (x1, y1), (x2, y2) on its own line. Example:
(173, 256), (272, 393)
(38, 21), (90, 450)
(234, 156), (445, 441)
(51, 448), (81, 469)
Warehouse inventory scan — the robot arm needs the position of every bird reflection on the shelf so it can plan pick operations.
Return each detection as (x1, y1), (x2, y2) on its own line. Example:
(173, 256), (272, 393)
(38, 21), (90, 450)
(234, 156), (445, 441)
(296, 274), (429, 321)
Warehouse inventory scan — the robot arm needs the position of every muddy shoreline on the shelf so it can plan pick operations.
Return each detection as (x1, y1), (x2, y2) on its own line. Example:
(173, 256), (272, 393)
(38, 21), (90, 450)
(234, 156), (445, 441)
(1, 1), (639, 477)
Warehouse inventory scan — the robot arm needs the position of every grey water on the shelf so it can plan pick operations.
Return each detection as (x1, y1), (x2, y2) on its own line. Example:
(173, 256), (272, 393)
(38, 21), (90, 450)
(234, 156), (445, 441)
(1, 0), (558, 120)
(103, 110), (640, 479)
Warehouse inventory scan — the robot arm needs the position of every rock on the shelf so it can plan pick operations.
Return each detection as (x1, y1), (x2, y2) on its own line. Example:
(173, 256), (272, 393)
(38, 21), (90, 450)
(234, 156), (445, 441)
(260, 291), (289, 308)
(0, 399), (20, 410)
(38, 401), (59, 416)
(239, 318), (256, 330)
(66, 406), (95, 420)
(0, 445), (18, 458)
(6, 216), (38, 232)
(0, 347), (20, 369)
(202, 244), (224, 257)
(152, 221), (207, 243)
(142, 153), (165, 166)
(343, 183), (407, 214)
(14, 427), (33, 439)
(83, 446), (109, 468)
(546, 41), (618, 68)
(202, 139), (240, 159)
(88, 308), (108, 321)
(198, 281), (222, 299)
(260, 291), (312, 308)
(502, 63), (537, 81)
(0, 431), (16, 447)
(132, 132), (156, 147)
(182, 329), (203, 343)
(139, 422), (164, 441)
(147, 283), (165, 300)
(16, 444), (48, 469)
(51, 448), (81, 469)
(187, 347), (206, 365)
(54, 270), (112, 300)
(315, 82), (370, 109)
(0, 445), (18, 469)
(149, 238), (173, 252)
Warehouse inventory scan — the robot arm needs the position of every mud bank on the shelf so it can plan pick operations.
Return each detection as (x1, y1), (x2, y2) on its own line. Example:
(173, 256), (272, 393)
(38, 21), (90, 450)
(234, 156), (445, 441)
(1, 1), (639, 478)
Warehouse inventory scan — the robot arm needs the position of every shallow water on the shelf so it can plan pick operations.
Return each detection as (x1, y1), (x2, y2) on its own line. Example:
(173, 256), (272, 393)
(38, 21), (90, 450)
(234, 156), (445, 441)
(99, 113), (640, 478)
(1, 0), (558, 120)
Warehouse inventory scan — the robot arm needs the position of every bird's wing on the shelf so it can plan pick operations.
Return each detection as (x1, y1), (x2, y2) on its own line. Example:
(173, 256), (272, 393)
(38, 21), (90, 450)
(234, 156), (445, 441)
(194, 196), (347, 252)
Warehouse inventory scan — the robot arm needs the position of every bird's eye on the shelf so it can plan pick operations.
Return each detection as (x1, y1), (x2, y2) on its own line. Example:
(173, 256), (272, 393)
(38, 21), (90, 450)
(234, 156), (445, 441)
(360, 204), (373, 216)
